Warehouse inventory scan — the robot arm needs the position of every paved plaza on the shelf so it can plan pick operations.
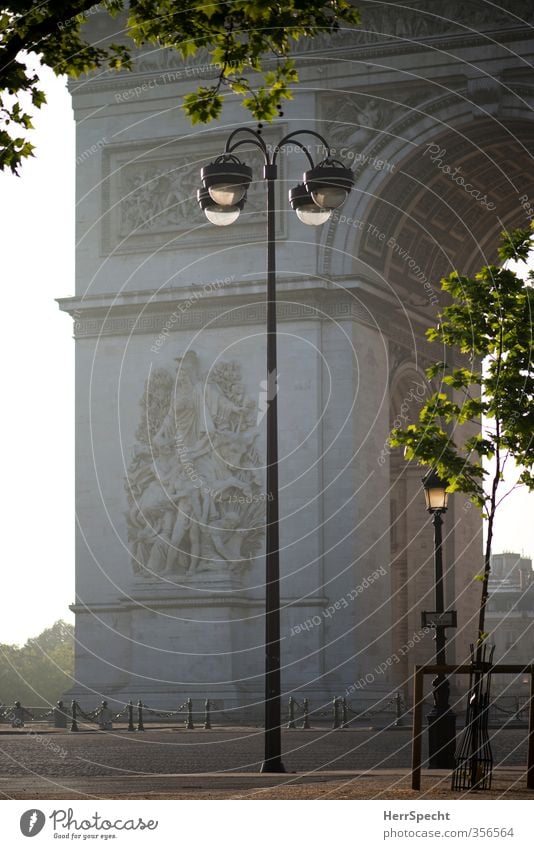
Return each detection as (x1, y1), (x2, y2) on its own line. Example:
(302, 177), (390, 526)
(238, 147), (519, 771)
(0, 725), (531, 799)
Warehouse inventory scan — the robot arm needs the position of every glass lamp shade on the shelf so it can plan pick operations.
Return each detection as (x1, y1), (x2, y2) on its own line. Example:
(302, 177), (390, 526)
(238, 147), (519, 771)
(303, 162), (354, 210)
(204, 204), (241, 226)
(289, 183), (331, 226)
(422, 469), (449, 513)
(201, 159), (252, 208)
(296, 205), (332, 226)
(208, 184), (247, 206)
(311, 185), (348, 210)
(197, 187), (242, 226)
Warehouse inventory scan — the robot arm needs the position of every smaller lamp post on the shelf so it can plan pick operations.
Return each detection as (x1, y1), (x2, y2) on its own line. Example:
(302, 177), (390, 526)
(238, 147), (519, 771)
(422, 468), (457, 769)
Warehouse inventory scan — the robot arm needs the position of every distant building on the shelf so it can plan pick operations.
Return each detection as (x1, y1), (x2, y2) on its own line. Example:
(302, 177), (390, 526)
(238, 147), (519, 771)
(487, 553), (534, 694)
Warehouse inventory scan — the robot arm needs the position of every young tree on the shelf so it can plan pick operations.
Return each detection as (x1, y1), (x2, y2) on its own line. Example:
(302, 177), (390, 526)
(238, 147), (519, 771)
(1, 0), (361, 173)
(0, 620), (74, 706)
(389, 225), (534, 659)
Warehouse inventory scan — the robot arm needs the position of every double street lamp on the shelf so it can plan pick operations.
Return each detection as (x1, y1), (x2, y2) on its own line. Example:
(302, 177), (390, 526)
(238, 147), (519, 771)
(422, 469), (457, 769)
(198, 128), (353, 772)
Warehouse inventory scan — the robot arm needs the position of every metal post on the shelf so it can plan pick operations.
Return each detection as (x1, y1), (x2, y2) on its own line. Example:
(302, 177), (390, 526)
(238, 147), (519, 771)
(287, 696), (296, 729)
(137, 700), (145, 732)
(427, 511), (456, 768)
(127, 700), (135, 732)
(301, 698), (310, 729)
(341, 697), (348, 728)
(411, 667), (424, 790)
(527, 667), (534, 789)
(260, 163), (285, 774)
(332, 697), (340, 729)
(204, 699), (211, 730)
(394, 691), (403, 727)
(70, 700), (79, 733)
(186, 697), (194, 729)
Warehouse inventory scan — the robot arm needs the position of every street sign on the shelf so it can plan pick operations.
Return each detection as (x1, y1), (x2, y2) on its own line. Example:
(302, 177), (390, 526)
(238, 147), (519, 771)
(421, 610), (458, 629)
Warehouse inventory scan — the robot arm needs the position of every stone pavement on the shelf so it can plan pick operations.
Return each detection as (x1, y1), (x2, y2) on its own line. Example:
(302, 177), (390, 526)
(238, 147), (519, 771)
(0, 769), (532, 800)
(0, 725), (530, 799)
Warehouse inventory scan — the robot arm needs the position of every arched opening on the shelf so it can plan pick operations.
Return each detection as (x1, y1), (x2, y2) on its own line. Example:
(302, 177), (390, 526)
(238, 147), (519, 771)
(357, 119), (534, 300)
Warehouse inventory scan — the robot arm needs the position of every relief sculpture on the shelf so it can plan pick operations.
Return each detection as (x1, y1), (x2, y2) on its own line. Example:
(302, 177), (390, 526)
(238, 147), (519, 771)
(126, 351), (264, 579)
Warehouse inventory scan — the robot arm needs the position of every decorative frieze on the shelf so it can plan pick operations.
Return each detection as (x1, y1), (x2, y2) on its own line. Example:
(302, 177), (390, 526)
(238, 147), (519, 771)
(100, 131), (286, 254)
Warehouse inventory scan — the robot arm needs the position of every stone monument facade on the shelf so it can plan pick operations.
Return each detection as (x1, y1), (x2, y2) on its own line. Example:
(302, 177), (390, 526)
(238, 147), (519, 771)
(59, 2), (534, 712)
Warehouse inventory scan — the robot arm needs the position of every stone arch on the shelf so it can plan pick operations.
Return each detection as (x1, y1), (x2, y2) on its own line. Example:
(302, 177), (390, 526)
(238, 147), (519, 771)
(319, 85), (534, 285)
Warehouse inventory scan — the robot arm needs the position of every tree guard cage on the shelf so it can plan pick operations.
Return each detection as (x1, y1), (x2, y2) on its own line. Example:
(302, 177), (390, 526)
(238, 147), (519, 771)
(452, 645), (495, 791)
(411, 663), (534, 792)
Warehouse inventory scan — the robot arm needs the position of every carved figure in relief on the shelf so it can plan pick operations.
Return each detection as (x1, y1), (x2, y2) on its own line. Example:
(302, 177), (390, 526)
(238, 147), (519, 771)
(194, 512), (248, 575)
(125, 351), (264, 579)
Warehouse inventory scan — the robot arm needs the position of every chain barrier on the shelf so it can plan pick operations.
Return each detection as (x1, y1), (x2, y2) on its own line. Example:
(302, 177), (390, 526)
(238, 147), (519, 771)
(345, 694), (399, 720)
(490, 700), (528, 721)
(284, 693), (408, 729)
(0, 692), (420, 734)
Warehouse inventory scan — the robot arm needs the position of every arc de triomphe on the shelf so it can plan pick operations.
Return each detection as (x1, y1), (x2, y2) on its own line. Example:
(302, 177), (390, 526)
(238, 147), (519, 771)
(59, 2), (534, 713)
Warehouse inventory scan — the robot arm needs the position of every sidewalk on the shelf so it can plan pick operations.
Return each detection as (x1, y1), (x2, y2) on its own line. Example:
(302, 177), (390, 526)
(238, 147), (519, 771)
(0, 768), (531, 800)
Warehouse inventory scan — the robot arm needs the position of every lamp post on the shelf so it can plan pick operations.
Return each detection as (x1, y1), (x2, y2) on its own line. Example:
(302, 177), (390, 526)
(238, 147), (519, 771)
(198, 128), (353, 772)
(422, 468), (457, 769)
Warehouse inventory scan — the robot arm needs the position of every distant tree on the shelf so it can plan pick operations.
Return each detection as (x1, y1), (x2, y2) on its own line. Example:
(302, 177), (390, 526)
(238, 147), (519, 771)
(0, 0), (361, 173)
(389, 225), (534, 659)
(0, 620), (74, 707)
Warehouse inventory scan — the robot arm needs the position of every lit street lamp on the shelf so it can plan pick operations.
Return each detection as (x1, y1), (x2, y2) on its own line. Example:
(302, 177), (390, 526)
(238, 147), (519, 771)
(422, 468), (457, 769)
(198, 128), (353, 772)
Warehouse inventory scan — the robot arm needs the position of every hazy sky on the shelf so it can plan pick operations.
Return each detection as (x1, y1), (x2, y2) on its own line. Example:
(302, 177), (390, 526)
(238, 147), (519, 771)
(0, 66), (532, 646)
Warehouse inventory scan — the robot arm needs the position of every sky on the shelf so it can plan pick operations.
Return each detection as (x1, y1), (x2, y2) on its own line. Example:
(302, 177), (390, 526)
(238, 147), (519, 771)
(0, 66), (532, 647)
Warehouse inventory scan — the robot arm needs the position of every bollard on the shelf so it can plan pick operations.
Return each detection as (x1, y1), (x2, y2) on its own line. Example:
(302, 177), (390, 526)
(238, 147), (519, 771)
(341, 697), (348, 728)
(127, 700), (135, 732)
(137, 700), (145, 732)
(204, 699), (212, 730)
(70, 700), (79, 733)
(301, 697), (310, 729)
(287, 696), (296, 729)
(332, 696), (340, 729)
(394, 691), (403, 727)
(186, 698), (194, 729)
(54, 700), (68, 729)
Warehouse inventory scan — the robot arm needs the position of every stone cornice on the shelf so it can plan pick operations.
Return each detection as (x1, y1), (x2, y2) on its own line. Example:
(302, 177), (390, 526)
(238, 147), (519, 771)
(71, 27), (534, 98)
(69, 1), (534, 98)
(57, 281), (439, 370)
(58, 280), (434, 346)
(71, 595), (329, 613)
